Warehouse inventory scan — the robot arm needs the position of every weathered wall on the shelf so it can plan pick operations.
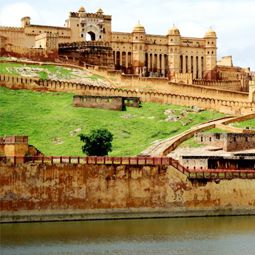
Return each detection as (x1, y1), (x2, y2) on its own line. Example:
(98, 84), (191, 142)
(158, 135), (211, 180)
(1, 74), (255, 115)
(73, 95), (124, 111)
(195, 133), (255, 152)
(2, 45), (58, 61)
(193, 79), (242, 92)
(0, 163), (255, 222)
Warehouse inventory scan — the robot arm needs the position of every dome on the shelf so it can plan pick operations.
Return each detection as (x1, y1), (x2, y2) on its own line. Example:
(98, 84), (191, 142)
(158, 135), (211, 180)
(204, 28), (217, 38)
(78, 6), (86, 12)
(97, 8), (104, 15)
(133, 22), (145, 33)
(168, 25), (180, 36)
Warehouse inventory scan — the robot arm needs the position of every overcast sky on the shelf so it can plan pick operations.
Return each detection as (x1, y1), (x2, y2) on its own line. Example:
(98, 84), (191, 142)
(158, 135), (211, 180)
(0, 0), (254, 70)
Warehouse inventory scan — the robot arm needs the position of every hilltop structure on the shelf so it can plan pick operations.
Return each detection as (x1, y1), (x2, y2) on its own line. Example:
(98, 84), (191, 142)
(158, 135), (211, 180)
(0, 6), (251, 86)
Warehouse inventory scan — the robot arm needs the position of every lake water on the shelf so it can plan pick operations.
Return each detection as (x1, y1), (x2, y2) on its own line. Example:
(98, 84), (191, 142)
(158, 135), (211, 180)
(1, 216), (255, 255)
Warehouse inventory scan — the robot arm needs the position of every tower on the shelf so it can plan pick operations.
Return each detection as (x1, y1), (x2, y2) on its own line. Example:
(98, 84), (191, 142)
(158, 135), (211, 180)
(132, 22), (146, 75)
(167, 25), (181, 79)
(21, 17), (31, 27)
(204, 28), (217, 80)
(65, 7), (112, 42)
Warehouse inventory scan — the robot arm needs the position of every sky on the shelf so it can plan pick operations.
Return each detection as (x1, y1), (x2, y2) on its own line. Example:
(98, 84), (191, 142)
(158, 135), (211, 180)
(0, 0), (254, 70)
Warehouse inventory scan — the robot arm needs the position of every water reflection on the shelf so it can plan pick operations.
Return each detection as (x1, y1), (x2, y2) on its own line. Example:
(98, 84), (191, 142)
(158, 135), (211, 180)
(1, 216), (255, 255)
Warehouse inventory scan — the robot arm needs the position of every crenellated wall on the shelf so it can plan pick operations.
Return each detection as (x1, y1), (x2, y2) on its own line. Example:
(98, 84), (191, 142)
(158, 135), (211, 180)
(0, 74), (254, 115)
(193, 79), (242, 92)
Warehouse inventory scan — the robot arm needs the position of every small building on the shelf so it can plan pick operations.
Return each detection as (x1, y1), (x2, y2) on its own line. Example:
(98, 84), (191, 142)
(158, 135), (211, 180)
(194, 133), (255, 152)
(0, 136), (28, 163)
(73, 95), (141, 111)
(0, 136), (43, 163)
(181, 155), (255, 170)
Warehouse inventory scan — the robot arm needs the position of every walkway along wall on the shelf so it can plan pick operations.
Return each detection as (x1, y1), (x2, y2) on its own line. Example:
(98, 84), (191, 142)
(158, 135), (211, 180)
(0, 74), (254, 115)
(0, 160), (255, 222)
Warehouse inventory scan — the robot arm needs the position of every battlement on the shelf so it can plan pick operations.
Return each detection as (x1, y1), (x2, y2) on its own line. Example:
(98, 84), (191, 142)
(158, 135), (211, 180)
(0, 26), (24, 32)
(29, 24), (70, 30)
(0, 73), (254, 115)
(69, 11), (111, 19)
(59, 41), (111, 48)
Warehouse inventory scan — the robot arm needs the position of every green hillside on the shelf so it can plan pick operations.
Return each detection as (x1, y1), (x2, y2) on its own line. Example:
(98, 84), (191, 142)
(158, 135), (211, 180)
(0, 87), (225, 156)
(0, 61), (103, 81)
(232, 119), (255, 130)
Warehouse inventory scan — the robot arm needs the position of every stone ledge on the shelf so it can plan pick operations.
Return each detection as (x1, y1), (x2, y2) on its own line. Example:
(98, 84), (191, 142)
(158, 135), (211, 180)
(1, 208), (255, 223)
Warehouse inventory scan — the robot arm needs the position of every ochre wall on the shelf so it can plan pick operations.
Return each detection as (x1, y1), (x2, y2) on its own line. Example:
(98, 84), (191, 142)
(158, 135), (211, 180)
(0, 163), (254, 218)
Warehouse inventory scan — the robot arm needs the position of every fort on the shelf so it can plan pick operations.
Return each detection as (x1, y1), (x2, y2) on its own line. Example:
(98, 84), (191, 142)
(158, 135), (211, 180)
(0, 6), (253, 87)
(0, 5), (255, 223)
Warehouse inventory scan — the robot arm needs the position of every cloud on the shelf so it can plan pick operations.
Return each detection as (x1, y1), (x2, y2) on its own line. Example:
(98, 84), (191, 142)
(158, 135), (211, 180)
(0, 2), (38, 26)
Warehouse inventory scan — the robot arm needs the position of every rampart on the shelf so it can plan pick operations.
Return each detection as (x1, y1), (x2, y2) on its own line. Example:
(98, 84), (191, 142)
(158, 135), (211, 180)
(0, 158), (255, 222)
(2, 46), (58, 61)
(1, 74), (254, 115)
(193, 79), (242, 92)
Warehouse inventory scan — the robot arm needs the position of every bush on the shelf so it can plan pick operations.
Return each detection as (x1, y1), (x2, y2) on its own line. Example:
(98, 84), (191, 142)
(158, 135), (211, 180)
(79, 129), (113, 156)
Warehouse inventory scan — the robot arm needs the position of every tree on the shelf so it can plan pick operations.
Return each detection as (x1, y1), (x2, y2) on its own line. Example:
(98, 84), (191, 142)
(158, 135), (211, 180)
(79, 129), (113, 156)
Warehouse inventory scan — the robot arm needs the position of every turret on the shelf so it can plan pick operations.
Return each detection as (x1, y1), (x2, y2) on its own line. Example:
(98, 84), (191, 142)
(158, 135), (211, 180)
(96, 8), (104, 16)
(21, 16), (31, 27)
(78, 6), (86, 13)
(167, 25), (181, 78)
(204, 28), (217, 79)
(132, 22), (146, 75)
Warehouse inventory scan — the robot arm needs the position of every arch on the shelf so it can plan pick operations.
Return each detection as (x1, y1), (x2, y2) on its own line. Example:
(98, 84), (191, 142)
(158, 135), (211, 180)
(82, 24), (100, 41)
(86, 31), (96, 41)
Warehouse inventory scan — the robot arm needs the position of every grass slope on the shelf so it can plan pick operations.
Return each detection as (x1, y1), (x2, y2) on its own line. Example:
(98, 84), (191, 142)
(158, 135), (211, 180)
(232, 119), (255, 129)
(0, 87), (225, 156)
(0, 62), (103, 81)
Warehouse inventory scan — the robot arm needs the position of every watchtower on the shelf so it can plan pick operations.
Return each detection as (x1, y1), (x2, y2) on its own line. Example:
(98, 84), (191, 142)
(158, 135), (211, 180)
(132, 22), (146, 75)
(204, 28), (217, 79)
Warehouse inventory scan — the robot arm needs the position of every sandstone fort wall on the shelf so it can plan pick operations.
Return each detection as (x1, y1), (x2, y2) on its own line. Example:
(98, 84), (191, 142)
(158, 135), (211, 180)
(0, 74), (254, 115)
(0, 162), (254, 222)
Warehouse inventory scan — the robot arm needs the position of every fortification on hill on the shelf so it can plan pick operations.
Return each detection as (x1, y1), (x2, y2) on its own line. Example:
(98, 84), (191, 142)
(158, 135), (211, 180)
(0, 6), (253, 91)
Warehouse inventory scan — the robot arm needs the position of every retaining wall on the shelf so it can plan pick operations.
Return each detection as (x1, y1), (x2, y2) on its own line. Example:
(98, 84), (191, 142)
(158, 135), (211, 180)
(0, 162), (254, 222)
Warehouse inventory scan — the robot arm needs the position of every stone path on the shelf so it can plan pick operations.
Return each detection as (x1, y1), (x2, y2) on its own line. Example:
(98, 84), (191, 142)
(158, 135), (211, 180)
(140, 113), (255, 156)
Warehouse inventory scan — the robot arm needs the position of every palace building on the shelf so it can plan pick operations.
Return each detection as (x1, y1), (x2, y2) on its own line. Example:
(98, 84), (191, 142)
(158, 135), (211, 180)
(0, 6), (248, 82)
